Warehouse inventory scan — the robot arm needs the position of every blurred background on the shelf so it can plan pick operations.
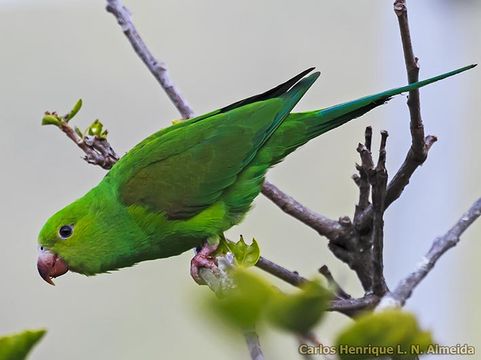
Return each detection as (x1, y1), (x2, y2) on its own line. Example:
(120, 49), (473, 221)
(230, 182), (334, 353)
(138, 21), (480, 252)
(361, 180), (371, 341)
(0, 0), (480, 359)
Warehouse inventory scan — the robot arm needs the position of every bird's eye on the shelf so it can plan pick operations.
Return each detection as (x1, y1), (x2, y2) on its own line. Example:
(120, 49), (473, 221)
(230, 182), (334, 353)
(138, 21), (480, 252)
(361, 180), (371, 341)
(59, 225), (73, 239)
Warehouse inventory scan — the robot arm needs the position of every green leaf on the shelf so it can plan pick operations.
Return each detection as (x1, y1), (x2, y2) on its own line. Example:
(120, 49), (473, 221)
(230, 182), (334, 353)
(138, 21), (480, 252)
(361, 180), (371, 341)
(266, 280), (330, 334)
(64, 99), (82, 122)
(207, 269), (274, 329)
(217, 235), (260, 267)
(335, 309), (434, 360)
(0, 329), (46, 360)
(41, 114), (61, 127)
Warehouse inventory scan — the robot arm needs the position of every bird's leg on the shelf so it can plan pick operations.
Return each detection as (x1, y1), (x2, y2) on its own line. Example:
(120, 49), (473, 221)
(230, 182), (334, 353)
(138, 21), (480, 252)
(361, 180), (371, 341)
(190, 241), (219, 285)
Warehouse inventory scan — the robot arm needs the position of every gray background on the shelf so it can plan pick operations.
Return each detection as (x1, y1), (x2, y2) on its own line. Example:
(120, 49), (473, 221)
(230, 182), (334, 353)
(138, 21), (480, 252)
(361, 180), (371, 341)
(0, 0), (480, 359)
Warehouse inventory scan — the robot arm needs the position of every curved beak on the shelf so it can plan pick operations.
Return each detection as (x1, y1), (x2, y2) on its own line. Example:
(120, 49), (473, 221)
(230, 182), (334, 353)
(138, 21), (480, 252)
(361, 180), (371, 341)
(37, 248), (69, 285)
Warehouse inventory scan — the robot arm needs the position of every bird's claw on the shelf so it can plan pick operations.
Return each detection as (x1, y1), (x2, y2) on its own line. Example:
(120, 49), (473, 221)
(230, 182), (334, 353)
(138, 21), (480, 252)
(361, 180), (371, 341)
(190, 243), (219, 285)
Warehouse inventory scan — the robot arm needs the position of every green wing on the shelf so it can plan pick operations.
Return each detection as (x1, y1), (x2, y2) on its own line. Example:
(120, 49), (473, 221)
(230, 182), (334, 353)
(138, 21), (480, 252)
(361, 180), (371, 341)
(111, 69), (319, 219)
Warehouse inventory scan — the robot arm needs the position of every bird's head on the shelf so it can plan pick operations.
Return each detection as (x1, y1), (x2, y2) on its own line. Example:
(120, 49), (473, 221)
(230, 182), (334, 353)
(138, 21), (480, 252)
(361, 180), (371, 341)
(37, 196), (100, 284)
(37, 185), (137, 285)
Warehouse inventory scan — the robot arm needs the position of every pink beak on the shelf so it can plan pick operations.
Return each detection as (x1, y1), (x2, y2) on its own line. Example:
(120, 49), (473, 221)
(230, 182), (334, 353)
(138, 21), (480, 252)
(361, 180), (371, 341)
(37, 248), (69, 285)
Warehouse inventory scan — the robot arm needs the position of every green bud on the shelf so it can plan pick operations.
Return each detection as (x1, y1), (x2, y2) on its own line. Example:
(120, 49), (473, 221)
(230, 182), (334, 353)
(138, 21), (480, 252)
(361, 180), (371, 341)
(87, 119), (104, 136)
(74, 126), (83, 138)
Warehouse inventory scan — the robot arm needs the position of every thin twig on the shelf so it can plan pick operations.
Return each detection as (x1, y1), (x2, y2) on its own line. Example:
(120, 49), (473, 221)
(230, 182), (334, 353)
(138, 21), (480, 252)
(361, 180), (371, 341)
(261, 181), (345, 240)
(328, 294), (379, 317)
(379, 197), (481, 309)
(394, 0), (424, 152)
(318, 265), (351, 300)
(105, 0), (194, 119)
(353, 127), (373, 220)
(243, 330), (264, 360)
(369, 131), (389, 296)
(255, 256), (307, 287)
(355, 0), (438, 231)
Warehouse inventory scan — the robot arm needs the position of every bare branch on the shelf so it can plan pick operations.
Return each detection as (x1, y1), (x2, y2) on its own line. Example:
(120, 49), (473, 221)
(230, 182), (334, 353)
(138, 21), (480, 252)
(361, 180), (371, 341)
(328, 294), (379, 317)
(379, 197), (481, 309)
(394, 0), (423, 148)
(353, 127), (373, 219)
(355, 0), (439, 230)
(256, 257), (378, 317)
(340, 129), (391, 294)
(319, 265), (351, 300)
(105, 0), (194, 119)
(255, 256), (307, 287)
(369, 131), (389, 296)
(261, 181), (345, 240)
(388, 0), (435, 203)
(243, 330), (264, 360)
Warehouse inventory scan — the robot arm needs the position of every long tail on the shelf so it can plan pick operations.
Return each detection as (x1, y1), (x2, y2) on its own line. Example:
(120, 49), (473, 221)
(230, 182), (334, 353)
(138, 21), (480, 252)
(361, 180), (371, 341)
(222, 64), (476, 217)
(268, 64), (476, 163)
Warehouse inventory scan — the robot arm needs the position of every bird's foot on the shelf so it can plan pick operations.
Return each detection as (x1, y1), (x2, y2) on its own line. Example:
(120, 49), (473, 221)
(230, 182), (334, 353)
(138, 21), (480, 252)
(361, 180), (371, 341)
(190, 243), (219, 285)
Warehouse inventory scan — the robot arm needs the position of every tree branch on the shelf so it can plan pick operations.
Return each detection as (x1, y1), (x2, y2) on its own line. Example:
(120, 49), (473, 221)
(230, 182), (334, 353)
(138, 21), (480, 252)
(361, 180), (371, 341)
(328, 294), (379, 317)
(391, 0), (433, 187)
(355, 0), (438, 231)
(42, 108), (119, 169)
(256, 257), (377, 317)
(255, 256), (307, 287)
(61, 123), (119, 169)
(394, 0), (423, 150)
(353, 127), (372, 220)
(319, 265), (351, 300)
(261, 181), (346, 240)
(369, 131), (389, 296)
(379, 197), (481, 309)
(105, 0), (194, 119)
(243, 330), (264, 360)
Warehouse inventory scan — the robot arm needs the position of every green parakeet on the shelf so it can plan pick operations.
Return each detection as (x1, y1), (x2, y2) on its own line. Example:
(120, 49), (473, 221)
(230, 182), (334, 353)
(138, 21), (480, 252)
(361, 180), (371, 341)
(37, 65), (475, 284)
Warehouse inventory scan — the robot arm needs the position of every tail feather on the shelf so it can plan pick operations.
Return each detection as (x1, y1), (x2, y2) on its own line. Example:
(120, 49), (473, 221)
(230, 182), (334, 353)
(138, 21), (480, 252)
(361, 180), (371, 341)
(318, 64), (476, 122)
(270, 64), (477, 163)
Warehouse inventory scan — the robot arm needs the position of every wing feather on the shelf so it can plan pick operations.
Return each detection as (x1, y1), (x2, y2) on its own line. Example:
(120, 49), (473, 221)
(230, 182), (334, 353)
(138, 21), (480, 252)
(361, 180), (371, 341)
(111, 69), (319, 219)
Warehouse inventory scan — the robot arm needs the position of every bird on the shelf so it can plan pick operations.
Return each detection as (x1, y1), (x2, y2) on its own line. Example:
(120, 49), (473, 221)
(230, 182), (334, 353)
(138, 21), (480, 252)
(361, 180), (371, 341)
(37, 64), (476, 285)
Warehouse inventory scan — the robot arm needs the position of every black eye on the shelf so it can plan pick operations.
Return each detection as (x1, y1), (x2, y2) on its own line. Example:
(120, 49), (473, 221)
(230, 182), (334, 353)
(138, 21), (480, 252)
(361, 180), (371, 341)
(59, 225), (73, 239)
